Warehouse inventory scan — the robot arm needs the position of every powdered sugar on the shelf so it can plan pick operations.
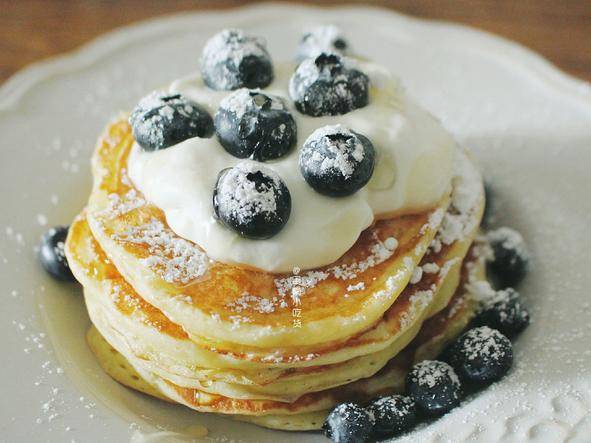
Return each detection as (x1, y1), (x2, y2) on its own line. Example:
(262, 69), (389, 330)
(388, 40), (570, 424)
(301, 125), (367, 179)
(112, 218), (209, 284)
(274, 233), (398, 302)
(226, 292), (284, 314)
(101, 190), (146, 219)
(429, 151), (483, 250)
(487, 227), (530, 261)
(457, 326), (510, 361)
(410, 360), (460, 389)
(201, 29), (272, 90)
(218, 88), (285, 119)
(215, 161), (287, 225)
(297, 25), (349, 61)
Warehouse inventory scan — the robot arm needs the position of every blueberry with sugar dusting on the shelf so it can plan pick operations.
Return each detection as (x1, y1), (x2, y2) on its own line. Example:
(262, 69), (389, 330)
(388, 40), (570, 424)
(297, 25), (349, 61)
(474, 288), (530, 338)
(299, 125), (375, 197)
(215, 89), (297, 161)
(130, 92), (213, 152)
(487, 227), (530, 287)
(447, 326), (513, 385)
(322, 402), (372, 443)
(201, 29), (273, 91)
(289, 52), (369, 116)
(366, 395), (417, 438)
(39, 226), (75, 282)
(213, 162), (291, 239)
(406, 360), (462, 416)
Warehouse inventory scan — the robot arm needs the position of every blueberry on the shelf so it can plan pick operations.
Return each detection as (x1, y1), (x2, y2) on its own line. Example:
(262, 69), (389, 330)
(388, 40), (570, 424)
(289, 52), (369, 116)
(130, 92), (213, 152)
(39, 226), (75, 282)
(201, 29), (273, 91)
(406, 360), (462, 416)
(297, 25), (349, 61)
(299, 125), (375, 197)
(366, 395), (417, 437)
(474, 288), (530, 338)
(486, 227), (530, 287)
(447, 326), (513, 385)
(215, 89), (297, 161)
(213, 162), (291, 239)
(322, 402), (372, 443)
(481, 180), (495, 228)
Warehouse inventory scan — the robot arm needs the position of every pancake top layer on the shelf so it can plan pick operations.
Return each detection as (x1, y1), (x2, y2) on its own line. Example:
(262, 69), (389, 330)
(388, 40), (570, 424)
(86, 118), (458, 347)
(127, 61), (456, 272)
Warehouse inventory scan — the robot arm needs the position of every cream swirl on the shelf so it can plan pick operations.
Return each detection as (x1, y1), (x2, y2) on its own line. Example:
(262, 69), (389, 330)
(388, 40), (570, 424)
(128, 61), (456, 272)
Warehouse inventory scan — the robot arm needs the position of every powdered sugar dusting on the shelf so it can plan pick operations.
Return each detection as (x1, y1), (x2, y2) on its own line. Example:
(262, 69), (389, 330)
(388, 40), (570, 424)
(112, 218), (209, 284)
(428, 152), (483, 251)
(100, 190), (146, 219)
(301, 124), (367, 178)
(226, 292), (286, 314)
(410, 360), (460, 389)
(274, 232), (398, 302)
(216, 161), (286, 225)
(201, 29), (272, 90)
(297, 25), (349, 61)
(457, 326), (511, 366)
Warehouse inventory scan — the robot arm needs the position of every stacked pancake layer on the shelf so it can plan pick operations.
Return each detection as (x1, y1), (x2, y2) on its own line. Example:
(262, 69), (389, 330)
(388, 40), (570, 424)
(66, 118), (487, 430)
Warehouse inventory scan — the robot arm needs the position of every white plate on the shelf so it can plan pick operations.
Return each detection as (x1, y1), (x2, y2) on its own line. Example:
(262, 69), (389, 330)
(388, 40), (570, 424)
(1, 4), (591, 442)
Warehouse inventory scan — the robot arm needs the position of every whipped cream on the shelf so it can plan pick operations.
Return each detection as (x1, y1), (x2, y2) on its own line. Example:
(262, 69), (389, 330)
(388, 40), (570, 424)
(128, 61), (456, 272)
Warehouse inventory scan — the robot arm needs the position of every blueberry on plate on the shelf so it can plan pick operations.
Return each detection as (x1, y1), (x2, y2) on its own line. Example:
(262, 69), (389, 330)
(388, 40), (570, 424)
(474, 288), (530, 338)
(299, 125), (375, 197)
(486, 227), (530, 287)
(322, 402), (372, 443)
(213, 162), (291, 239)
(289, 52), (369, 116)
(406, 360), (462, 416)
(215, 89), (297, 161)
(39, 226), (75, 282)
(447, 326), (513, 385)
(129, 92), (213, 152)
(366, 395), (417, 437)
(481, 180), (495, 228)
(296, 25), (349, 61)
(201, 29), (273, 91)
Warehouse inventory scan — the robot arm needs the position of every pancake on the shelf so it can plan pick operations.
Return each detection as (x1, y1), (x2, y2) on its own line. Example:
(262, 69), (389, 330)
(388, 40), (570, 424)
(84, 118), (452, 349)
(67, 185), (482, 402)
(86, 253), (482, 430)
(66, 104), (486, 429)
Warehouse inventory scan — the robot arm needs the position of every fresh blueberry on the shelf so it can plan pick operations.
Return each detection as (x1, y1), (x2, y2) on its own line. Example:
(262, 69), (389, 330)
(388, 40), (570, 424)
(201, 29), (273, 91)
(366, 395), (417, 437)
(447, 326), (513, 385)
(289, 52), (369, 116)
(213, 162), (291, 239)
(215, 89), (297, 161)
(297, 25), (349, 61)
(39, 226), (75, 282)
(481, 180), (495, 228)
(406, 360), (462, 416)
(322, 402), (372, 443)
(486, 227), (530, 287)
(299, 125), (375, 197)
(130, 92), (213, 152)
(474, 288), (530, 338)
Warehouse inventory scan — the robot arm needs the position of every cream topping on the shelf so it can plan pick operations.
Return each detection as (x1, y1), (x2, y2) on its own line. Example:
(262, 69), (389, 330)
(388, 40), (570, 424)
(128, 61), (456, 272)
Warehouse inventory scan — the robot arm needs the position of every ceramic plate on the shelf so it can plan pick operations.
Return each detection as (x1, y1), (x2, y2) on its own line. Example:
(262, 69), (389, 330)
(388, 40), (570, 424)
(1, 4), (590, 442)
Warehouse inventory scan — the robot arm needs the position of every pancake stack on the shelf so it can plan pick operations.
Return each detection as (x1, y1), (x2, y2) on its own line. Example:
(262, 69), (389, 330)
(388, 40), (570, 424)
(65, 112), (488, 430)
